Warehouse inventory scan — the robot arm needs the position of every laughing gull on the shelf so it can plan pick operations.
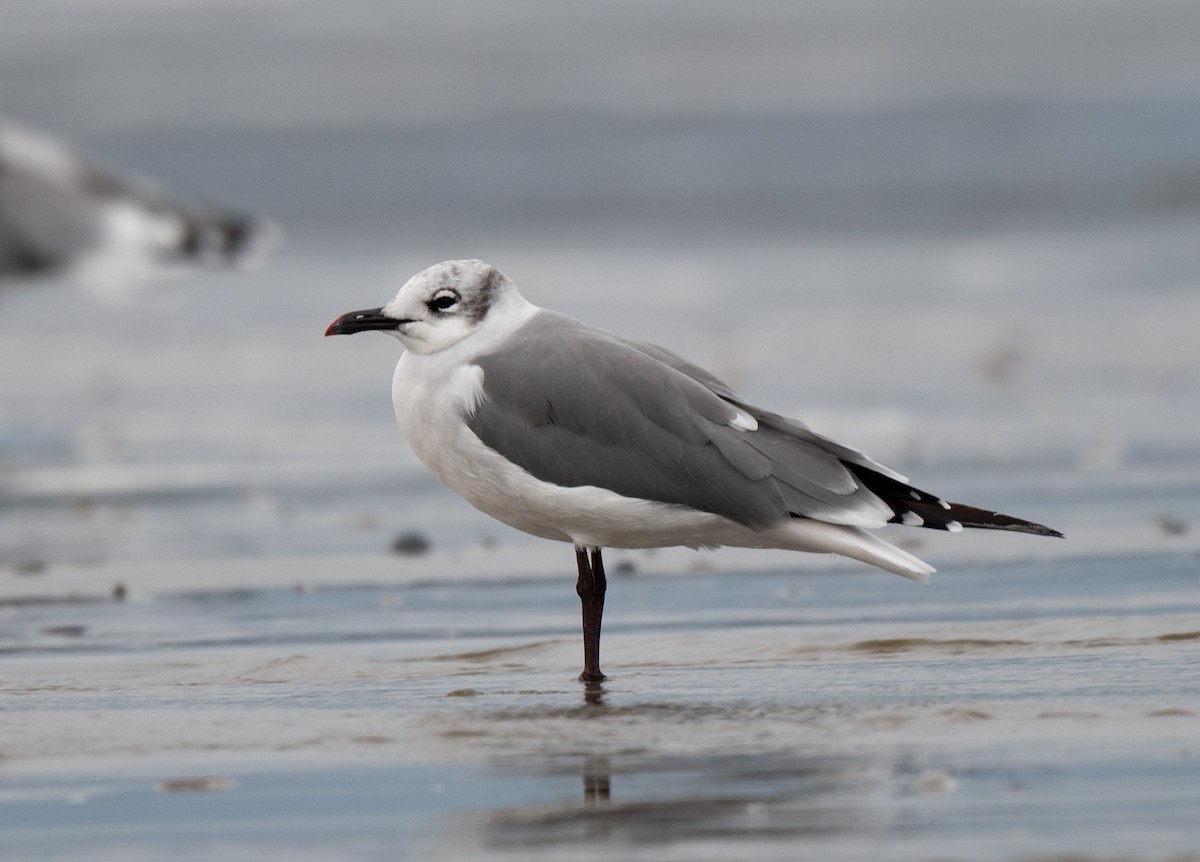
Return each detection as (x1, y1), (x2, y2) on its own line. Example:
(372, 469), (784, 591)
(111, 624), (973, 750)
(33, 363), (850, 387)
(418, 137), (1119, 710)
(326, 259), (1061, 681)
(0, 114), (277, 293)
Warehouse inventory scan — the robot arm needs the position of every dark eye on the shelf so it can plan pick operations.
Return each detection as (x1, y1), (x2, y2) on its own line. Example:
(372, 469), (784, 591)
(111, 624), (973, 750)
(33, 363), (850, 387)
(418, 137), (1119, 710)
(428, 290), (459, 312)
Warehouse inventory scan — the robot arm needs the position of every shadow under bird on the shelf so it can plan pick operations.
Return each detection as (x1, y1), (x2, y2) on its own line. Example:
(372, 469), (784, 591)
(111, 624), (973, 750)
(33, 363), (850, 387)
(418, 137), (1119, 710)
(326, 259), (1061, 681)
(0, 114), (276, 292)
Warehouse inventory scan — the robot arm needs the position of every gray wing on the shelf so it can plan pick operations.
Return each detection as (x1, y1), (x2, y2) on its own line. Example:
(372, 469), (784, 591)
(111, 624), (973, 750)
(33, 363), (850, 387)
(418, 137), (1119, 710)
(612, 332), (911, 483)
(467, 310), (897, 530)
(0, 147), (100, 276)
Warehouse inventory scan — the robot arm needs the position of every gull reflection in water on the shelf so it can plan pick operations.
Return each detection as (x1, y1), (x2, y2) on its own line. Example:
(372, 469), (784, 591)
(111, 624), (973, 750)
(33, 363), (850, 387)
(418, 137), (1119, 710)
(471, 748), (877, 856)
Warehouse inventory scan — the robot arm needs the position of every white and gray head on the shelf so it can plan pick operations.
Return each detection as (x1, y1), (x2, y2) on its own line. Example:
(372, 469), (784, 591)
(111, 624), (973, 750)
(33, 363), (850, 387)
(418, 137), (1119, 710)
(325, 259), (529, 354)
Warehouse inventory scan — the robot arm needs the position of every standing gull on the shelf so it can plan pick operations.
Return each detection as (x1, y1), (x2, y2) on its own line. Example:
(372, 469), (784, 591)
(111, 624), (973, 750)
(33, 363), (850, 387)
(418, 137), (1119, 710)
(326, 260), (1061, 681)
(0, 114), (276, 293)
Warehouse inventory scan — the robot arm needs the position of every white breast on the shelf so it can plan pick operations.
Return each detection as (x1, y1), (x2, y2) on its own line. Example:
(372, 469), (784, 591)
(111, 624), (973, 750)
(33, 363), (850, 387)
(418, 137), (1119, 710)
(387, 346), (934, 580)
(391, 352), (488, 498)
(390, 350), (738, 548)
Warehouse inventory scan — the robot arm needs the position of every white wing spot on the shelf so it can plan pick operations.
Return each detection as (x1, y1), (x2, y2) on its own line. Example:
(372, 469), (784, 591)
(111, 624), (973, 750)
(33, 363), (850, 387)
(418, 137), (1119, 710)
(945, 520), (964, 532)
(939, 498), (952, 510)
(730, 410), (759, 432)
(900, 511), (925, 526)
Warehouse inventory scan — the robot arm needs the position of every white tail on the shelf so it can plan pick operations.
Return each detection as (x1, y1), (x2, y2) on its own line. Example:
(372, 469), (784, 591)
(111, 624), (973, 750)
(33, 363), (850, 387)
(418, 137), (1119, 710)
(774, 518), (936, 583)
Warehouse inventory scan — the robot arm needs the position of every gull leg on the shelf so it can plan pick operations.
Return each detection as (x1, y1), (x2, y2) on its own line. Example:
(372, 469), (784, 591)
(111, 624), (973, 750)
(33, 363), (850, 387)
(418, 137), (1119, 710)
(575, 545), (608, 681)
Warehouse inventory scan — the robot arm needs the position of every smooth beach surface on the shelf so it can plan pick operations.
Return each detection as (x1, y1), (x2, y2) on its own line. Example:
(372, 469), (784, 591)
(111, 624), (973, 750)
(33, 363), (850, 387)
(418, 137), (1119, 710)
(4, 1), (1200, 859)
(1, 551), (1198, 861)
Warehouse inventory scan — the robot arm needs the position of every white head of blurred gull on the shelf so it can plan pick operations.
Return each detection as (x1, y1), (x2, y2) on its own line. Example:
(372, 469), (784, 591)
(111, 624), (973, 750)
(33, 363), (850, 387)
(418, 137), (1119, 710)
(0, 114), (278, 297)
(326, 259), (1061, 681)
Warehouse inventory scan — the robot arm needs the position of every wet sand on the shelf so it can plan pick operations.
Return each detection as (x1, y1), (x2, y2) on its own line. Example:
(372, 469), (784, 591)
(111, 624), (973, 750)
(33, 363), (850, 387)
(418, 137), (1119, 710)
(1, 551), (1197, 860)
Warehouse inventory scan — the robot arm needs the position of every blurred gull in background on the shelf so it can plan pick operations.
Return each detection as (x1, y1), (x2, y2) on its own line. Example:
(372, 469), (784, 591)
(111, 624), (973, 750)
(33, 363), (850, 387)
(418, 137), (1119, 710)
(0, 114), (278, 298)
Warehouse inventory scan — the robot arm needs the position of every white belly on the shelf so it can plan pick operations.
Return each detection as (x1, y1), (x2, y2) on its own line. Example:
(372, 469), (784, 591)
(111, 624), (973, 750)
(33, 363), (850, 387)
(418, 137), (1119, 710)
(390, 351), (753, 549)
(387, 350), (934, 579)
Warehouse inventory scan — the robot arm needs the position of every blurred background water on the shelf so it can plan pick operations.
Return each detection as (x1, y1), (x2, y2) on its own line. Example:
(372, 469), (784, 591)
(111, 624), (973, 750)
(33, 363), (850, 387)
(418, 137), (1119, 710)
(1, 2), (1199, 860)
(2, 0), (1199, 566)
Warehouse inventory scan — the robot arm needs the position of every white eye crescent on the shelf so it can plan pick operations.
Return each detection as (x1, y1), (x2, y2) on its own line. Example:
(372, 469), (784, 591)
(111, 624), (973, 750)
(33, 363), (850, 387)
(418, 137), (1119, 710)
(428, 289), (460, 312)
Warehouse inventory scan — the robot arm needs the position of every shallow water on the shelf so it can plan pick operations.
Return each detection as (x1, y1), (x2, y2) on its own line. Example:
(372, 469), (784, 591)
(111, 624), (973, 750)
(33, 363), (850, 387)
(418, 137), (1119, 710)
(1, 553), (1198, 860)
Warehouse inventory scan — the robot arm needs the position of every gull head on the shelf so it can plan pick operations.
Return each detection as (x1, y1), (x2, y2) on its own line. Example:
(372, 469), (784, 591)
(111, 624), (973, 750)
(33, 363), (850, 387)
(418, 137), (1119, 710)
(325, 259), (519, 355)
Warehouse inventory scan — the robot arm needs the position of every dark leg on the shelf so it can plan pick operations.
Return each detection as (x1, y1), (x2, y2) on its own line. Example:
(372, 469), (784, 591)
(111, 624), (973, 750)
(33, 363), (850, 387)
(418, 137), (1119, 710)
(575, 545), (608, 681)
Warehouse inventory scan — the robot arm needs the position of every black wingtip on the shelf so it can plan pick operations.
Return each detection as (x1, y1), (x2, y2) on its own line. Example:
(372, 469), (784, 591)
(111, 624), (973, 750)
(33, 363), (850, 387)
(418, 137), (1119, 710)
(842, 461), (1063, 538)
(941, 504), (1064, 538)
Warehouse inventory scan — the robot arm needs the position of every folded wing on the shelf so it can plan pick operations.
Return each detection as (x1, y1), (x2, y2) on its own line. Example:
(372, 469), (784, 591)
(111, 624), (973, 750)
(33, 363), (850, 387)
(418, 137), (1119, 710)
(469, 311), (899, 531)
